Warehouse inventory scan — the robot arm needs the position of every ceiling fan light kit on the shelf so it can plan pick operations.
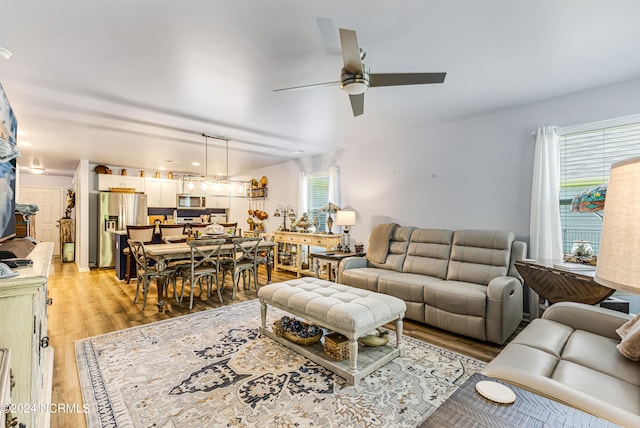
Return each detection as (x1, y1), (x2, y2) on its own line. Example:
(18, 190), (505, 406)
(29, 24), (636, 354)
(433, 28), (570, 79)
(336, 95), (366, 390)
(275, 28), (446, 117)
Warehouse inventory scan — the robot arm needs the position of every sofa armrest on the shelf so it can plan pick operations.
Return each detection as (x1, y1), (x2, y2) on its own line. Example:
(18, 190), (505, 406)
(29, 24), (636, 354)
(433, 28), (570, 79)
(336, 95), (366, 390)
(337, 256), (368, 283)
(542, 301), (632, 340)
(481, 366), (640, 427)
(485, 276), (523, 344)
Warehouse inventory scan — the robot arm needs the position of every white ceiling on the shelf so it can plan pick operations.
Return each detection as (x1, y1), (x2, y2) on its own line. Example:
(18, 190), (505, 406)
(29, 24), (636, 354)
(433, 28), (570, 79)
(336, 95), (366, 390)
(2, 1), (640, 177)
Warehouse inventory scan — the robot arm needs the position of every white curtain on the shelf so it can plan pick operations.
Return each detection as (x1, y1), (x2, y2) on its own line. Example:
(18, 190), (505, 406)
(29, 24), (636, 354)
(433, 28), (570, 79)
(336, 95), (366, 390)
(298, 171), (308, 216)
(530, 126), (563, 260)
(328, 166), (341, 207)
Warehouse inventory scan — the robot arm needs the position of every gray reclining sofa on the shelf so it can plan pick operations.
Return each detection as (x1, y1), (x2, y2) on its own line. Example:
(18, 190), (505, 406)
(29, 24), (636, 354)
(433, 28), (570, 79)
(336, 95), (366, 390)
(337, 226), (526, 345)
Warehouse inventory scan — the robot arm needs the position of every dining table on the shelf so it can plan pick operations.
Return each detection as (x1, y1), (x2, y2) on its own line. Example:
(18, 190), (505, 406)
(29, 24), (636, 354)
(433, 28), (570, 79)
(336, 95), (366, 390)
(143, 239), (276, 309)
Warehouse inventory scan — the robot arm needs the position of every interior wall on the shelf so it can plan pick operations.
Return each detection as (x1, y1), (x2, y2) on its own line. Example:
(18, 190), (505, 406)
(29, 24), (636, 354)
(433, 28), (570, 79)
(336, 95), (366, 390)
(242, 76), (640, 249)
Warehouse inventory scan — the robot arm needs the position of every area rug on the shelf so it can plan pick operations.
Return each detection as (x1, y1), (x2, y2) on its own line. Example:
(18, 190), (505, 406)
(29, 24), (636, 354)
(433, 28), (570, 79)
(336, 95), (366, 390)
(76, 300), (485, 427)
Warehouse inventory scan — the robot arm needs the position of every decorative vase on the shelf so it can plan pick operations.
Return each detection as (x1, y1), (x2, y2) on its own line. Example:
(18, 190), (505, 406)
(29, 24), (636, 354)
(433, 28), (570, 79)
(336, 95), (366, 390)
(327, 214), (334, 234)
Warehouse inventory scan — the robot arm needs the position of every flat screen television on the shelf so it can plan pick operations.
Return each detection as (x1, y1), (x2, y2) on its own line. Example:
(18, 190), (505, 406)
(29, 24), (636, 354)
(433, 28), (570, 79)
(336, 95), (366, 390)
(0, 82), (18, 243)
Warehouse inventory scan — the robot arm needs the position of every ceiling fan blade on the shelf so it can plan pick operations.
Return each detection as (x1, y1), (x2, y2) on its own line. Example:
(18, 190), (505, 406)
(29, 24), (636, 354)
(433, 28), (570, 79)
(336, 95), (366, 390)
(339, 28), (363, 74)
(369, 72), (446, 87)
(349, 93), (364, 117)
(273, 81), (341, 92)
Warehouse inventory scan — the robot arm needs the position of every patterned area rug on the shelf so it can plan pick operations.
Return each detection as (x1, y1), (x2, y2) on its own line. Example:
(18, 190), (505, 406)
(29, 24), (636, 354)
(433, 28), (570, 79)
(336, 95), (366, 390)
(76, 300), (484, 427)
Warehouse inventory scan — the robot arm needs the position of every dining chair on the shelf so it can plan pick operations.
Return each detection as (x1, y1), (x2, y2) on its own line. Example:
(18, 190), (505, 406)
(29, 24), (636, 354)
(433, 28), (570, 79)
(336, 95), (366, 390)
(219, 222), (241, 237)
(125, 225), (156, 284)
(159, 224), (185, 242)
(128, 239), (176, 310)
(220, 237), (262, 300)
(181, 238), (226, 309)
(188, 223), (210, 237)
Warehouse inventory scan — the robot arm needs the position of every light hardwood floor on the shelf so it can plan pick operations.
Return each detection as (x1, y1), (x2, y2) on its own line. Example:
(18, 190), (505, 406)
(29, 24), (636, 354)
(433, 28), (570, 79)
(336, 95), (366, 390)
(47, 257), (513, 428)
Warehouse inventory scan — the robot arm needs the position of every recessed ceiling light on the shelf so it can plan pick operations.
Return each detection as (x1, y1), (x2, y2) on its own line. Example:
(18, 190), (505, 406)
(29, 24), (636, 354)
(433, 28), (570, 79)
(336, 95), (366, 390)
(159, 166), (166, 170)
(0, 47), (12, 60)
(293, 150), (305, 154)
(192, 162), (200, 166)
(18, 141), (32, 146)
(17, 130), (27, 136)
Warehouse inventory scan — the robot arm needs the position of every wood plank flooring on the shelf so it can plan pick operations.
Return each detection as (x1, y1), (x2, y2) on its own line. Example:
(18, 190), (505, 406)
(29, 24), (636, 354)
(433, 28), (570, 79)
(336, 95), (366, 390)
(46, 258), (515, 428)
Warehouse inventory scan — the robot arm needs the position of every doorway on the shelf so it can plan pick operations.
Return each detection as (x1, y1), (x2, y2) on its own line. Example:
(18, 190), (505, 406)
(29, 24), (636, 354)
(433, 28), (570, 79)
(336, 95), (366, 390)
(19, 186), (63, 256)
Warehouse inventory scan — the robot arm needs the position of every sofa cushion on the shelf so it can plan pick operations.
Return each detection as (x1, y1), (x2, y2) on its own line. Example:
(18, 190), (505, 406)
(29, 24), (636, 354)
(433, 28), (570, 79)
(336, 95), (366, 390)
(340, 267), (396, 292)
(447, 230), (514, 285)
(368, 227), (414, 272)
(510, 318), (573, 358)
(378, 273), (444, 303)
(402, 228), (453, 278)
(562, 330), (640, 387)
(423, 280), (487, 318)
(552, 360), (640, 417)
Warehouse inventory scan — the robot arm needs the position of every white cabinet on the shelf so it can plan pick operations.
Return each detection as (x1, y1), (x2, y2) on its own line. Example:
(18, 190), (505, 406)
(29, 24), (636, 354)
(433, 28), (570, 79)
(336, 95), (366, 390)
(0, 243), (54, 428)
(98, 174), (145, 192)
(205, 195), (230, 209)
(145, 178), (178, 207)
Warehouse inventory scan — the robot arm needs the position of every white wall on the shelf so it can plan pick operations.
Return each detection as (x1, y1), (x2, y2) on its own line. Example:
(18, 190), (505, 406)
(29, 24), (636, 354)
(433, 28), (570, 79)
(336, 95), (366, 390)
(239, 76), (640, 249)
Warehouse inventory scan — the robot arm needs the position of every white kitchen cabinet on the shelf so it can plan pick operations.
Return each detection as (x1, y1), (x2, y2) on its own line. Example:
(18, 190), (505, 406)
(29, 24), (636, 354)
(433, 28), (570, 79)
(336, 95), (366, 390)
(205, 195), (230, 209)
(145, 178), (178, 207)
(0, 242), (54, 428)
(98, 174), (145, 192)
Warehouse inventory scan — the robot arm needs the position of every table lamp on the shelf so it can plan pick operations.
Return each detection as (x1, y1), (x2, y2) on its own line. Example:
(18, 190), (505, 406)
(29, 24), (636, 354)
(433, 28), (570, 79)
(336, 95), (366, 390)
(336, 210), (356, 252)
(595, 157), (640, 294)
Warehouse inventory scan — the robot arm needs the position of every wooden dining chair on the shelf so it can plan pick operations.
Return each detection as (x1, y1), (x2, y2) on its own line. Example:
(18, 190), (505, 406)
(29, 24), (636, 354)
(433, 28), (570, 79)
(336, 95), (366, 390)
(182, 238), (226, 309)
(159, 224), (185, 242)
(188, 223), (210, 237)
(128, 239), (176, 310)
(125, 225), (156, 284)
(219, 222), (241, 237)
(220, 237), (262, 300)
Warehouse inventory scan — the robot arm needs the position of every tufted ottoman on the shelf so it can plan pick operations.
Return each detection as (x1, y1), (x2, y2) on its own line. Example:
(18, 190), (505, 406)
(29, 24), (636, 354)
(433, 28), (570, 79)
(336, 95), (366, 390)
(257, 277), (406, 385)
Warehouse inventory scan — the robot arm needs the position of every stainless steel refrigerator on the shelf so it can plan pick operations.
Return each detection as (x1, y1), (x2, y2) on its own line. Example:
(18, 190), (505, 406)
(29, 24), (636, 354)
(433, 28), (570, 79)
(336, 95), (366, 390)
(98, 191), (148, 268)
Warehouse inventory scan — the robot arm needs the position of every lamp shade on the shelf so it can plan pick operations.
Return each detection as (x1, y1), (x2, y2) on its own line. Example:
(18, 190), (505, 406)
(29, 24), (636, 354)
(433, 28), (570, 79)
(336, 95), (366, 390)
(595, 157), (640, 293)
(335, 210), (356, 226)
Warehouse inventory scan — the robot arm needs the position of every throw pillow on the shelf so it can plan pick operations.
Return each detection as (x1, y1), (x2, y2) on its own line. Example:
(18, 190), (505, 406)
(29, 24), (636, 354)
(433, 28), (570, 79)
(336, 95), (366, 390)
(616, 312), (640, 361)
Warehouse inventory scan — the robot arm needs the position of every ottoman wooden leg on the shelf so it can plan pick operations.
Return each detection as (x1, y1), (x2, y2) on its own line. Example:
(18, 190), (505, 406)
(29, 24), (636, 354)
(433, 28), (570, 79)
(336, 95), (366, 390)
(396, 317), (405, 357)
(348, 336), (359, 375)
(260, 299), (267, 336)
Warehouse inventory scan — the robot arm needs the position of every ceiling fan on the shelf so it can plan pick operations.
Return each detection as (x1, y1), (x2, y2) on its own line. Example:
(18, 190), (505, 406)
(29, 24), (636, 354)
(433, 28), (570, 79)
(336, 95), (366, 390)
(274, 28), (446, 117)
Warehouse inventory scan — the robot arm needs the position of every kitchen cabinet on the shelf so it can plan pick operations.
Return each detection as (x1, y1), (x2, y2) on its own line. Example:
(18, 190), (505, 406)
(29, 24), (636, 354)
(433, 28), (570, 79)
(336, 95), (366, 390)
(205, 196), (230, 209)
(98, 174), (145, 192)
(273, 231), (342, 277)
(145, 178), (178, 207)
(0, 242), (54, 428)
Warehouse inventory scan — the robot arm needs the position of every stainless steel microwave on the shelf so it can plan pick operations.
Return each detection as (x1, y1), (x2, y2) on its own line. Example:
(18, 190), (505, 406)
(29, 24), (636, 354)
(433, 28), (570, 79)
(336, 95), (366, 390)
(176, 195), (206, 209)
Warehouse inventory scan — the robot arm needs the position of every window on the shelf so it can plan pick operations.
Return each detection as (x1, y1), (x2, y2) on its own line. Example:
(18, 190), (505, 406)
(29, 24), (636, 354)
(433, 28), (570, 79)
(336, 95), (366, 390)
(307, 171), (329, 232)
(560, 120), (640, 254)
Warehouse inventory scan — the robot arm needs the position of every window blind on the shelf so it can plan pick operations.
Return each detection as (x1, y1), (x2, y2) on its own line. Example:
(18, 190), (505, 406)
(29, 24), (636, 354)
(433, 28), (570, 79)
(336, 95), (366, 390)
(307, 172), (329, 232)
(559, 122), (640, 253)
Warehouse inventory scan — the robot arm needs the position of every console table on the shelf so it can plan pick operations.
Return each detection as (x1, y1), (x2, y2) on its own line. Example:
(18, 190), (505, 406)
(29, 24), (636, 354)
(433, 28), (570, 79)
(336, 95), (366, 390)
(420, 373), (618, 427)
(273, 231), (342, 277)
(515, 259), (614, 301)
(0, 242), (54, 428)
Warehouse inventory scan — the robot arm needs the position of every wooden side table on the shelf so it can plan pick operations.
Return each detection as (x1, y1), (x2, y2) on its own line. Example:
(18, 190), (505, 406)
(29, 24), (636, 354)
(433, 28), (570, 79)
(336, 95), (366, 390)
(515, 259), (615, 317)
(310, 251), (363, 281)
(420, 373), (618, 427)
